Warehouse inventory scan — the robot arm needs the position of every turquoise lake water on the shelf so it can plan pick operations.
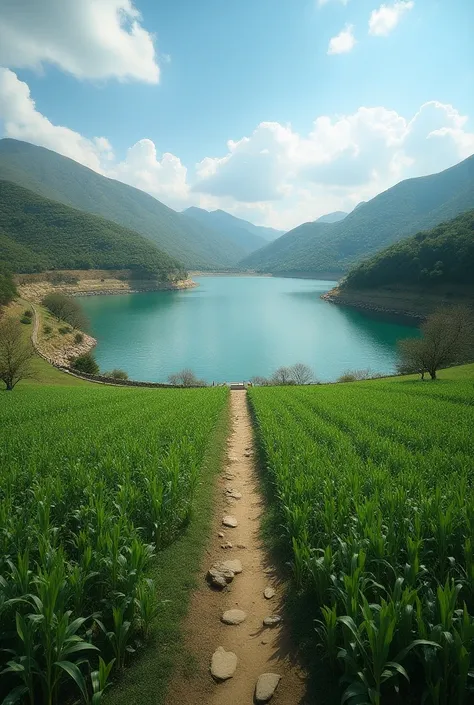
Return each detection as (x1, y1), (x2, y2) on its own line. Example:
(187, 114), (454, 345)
(78, 276), (420, 383)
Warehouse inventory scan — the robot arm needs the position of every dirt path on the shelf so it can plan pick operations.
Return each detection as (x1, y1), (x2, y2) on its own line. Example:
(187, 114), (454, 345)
(167, 390), (307, 705)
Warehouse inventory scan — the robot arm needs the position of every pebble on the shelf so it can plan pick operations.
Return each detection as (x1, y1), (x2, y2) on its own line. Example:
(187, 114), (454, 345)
(210, 647), (238, 681)
(236, 544), (247, 549)
(222, 515), (238, 528)
(255, 673), (281, 702)
(263, 615), (281, 627)
(218, 532), (225, 538)
(221, 609), (247, 625)
(221, 542), (233, 550)
(264, 587), (276, 599)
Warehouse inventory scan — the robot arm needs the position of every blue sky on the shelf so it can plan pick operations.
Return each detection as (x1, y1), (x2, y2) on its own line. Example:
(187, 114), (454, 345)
(0, 0), (473, 229)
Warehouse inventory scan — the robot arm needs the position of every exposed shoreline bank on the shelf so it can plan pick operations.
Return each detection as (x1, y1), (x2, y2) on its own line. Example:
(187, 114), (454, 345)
(16, 270), (196, 303)
(322, 284), (474, 321)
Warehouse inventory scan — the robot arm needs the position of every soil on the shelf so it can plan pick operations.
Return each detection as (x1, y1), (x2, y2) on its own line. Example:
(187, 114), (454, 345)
(166, 390), (308, 705)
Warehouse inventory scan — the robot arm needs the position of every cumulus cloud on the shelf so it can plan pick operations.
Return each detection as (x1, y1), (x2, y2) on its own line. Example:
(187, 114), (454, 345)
(0, 0), (159, 83)
(1, 71), (473, 229)
(327, 25), (356, 55)
(369, 1), (414, 37)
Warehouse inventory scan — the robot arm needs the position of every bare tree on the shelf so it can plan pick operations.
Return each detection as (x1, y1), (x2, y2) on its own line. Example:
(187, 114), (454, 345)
(270, 366), (294, 385)
(398, 305), (473, 380)
(289, 363), (314, 385)
(249, 375), (270, 386)
(167, 368), (207, 387)
(0, 317), (35, 390)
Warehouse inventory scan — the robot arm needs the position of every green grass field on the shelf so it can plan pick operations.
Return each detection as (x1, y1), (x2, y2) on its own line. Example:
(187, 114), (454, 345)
(249, 364), (474, 705)
(0, 384), (228, 705)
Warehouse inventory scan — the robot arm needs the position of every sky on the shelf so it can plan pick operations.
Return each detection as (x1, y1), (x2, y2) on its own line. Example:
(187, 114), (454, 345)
(0, 0), (473, 230)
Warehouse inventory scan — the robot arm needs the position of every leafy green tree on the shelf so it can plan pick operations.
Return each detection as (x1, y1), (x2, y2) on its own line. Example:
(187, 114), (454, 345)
(0, 268), (17, 310)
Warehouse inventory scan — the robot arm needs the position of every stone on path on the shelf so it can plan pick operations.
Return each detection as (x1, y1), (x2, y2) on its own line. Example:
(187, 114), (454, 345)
(218, 532), (225, 538)
(222, 515), (238, 528)
(221, 609), (247, 625)
(221, 542), (233, 550)
(264, 587), (276, 599)
(221, 559), (242, 574)
(263, 615), (281, 627)
(255, 673), (281, 702)
(207, 564), (235, 589)
(211, 647), (238, 681)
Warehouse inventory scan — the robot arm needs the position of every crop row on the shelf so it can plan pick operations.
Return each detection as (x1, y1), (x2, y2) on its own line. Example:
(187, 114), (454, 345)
(0, 385), (227, 705)
(249, 377), (474, 705)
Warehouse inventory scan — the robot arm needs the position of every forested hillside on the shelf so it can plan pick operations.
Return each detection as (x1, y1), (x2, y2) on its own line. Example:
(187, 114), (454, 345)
(0, 180), (184, 277)
(0, 139), (245, 269)
(342, 209), (474, 289)
(241, 154), (474, 274)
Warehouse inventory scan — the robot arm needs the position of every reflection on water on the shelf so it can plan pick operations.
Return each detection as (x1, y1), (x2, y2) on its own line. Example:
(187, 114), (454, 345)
(78, 276), (420, 383)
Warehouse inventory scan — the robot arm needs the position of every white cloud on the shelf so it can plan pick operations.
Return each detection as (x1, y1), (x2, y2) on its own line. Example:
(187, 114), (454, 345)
(0, 0), (159, 83)
(1, 71), (473, 230)
(369, 1), (414, 37)
(327, 25), (356, 55)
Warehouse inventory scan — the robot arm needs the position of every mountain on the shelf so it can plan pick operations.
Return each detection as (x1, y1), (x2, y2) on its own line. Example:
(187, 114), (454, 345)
(240, 154), (474, 274)
(183, 207), (269, 254)
(0, 139), (245, 269)
(316, 211), (348, 224)
(342, 210), (474, 290)
(0, 180), (183, 278)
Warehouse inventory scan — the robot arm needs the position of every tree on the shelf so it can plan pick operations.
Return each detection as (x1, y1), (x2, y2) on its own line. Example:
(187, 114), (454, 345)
(397, 306), (473, 380)
(167, 369), (207, 387)
(0, 269), (17, 312)
(270, 366), (294, 385)
(0, 317), (34, 390)
(72, 353), (99, 375)
(104, 368), (129, 380)
(289, 363), (314, 385)
(42, 293), (88, 330)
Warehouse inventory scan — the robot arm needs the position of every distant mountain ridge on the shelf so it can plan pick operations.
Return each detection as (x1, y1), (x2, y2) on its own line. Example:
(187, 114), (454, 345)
(183, 206), (268, 254)
(0, 139), (246, 269)
(240, 154), (474, 274)
(316, 211), (348, 224)
(0, 180), (183, 277)
(183, 207), (277, 255)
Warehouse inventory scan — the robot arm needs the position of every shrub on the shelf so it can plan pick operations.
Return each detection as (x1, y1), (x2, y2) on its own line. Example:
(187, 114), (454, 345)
(20, 316), (32, 325)
(337, 369), (371, 383)
(71, 353), (99, 375)
(104, 368), (129, 380)
(74, 332), (84, 344)
(47, 272), (79, 285)
(43, 325), (52, 335)
(23, 309), (33, 319)
(58, 326), (72, 335)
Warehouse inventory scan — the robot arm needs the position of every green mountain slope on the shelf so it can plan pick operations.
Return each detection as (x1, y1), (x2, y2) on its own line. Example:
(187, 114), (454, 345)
(342, 209), (474, 289)
(0, 139), (245, 269)
(0, 180), (184, 277)
(241, 154), (474, 274)
(183, 207), (268, 254)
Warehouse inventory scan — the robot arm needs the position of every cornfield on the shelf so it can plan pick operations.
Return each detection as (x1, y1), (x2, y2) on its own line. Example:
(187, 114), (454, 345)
(249, 374), (474, 704)
(0, 385), (227, 705)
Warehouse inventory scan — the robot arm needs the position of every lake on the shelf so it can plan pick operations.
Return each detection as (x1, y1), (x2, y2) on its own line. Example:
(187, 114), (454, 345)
(78, 276), (420, 383)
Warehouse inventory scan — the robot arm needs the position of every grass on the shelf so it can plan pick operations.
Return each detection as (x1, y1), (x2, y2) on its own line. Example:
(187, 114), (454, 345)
(248, 364), (474, 705)
(106, 395), (230, 705)
(0, 384), (228, 705)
